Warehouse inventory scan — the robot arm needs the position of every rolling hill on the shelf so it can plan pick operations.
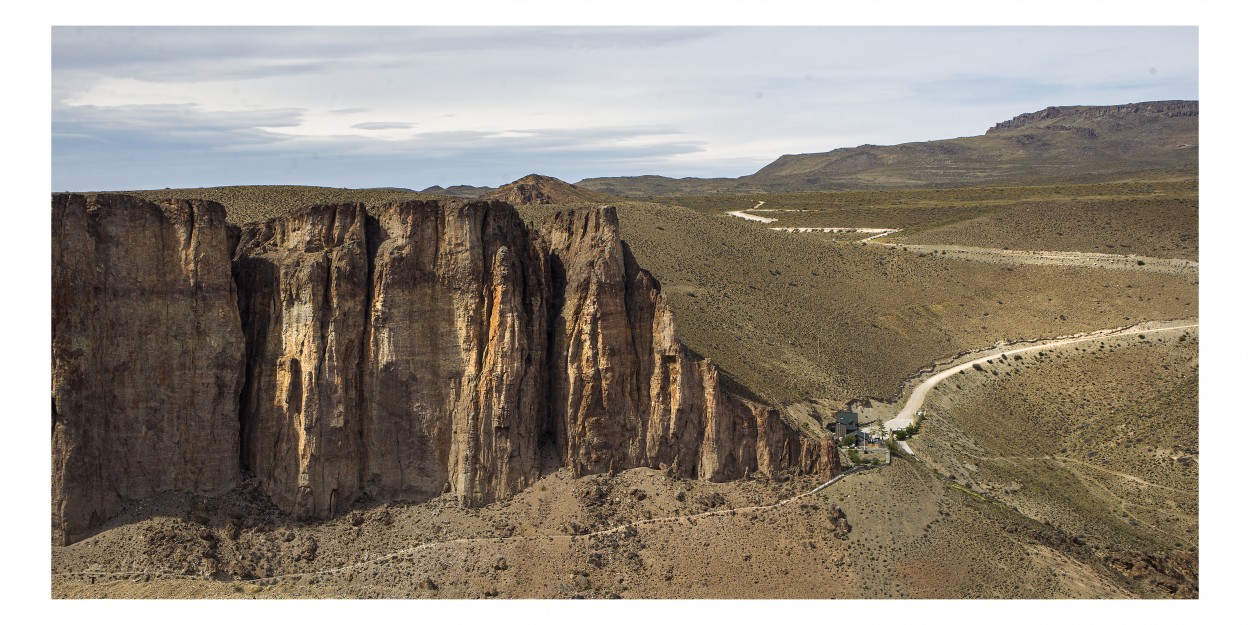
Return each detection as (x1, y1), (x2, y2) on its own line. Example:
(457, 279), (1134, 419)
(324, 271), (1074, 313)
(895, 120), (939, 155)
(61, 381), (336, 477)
(576, 101), (1198, 196)
(481, 174), (617, 205)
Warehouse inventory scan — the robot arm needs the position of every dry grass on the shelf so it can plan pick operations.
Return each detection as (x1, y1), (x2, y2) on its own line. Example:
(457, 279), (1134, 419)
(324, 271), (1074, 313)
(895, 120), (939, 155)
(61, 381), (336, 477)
(519, 198), (1197, 409)
(911, 331), (1198, 560)
(666, 178), (1198, 260)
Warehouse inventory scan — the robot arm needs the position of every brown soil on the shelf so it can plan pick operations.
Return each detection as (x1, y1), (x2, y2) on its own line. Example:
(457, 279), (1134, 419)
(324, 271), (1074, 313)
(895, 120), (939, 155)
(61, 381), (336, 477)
(53, 454), (1173, 599)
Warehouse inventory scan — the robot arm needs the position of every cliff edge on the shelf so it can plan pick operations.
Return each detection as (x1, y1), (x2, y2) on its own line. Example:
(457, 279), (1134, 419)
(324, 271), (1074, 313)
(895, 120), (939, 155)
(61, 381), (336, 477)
(51, 194), (837, 544)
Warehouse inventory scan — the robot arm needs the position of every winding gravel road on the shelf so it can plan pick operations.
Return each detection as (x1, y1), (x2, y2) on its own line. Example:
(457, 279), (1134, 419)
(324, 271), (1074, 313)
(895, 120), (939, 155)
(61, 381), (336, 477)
(725, 201), (776, 223)
(882, 321), (1198, 433)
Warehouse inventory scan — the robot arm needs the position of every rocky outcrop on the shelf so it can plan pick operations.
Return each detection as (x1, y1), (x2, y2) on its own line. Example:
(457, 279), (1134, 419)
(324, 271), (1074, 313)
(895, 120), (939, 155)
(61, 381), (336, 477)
(542, 207), (836, 480)
(52, 194), (245, 545)
(52, 196), (837, 543)
(359, 200), (548, 507)
(482, 174), (614, 205)
(985, 100), (1199, 134)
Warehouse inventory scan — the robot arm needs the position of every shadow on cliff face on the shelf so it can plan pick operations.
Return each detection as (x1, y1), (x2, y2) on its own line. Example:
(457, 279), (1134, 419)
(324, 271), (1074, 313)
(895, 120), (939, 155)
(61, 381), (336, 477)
(542, 251), (569, 470)
(54, 195), (837, 548)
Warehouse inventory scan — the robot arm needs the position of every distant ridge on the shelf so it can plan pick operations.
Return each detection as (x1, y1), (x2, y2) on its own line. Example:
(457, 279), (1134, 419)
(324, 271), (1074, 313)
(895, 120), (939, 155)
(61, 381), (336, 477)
(576, 100), (1198, 196)
(482, 174), (616, 205)
(985, 100), (1197, 134)
(420, 184), (496, 198)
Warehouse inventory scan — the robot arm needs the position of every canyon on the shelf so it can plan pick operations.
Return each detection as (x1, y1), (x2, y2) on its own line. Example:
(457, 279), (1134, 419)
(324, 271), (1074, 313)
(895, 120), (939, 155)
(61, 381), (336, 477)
(50, 193), (838, 545)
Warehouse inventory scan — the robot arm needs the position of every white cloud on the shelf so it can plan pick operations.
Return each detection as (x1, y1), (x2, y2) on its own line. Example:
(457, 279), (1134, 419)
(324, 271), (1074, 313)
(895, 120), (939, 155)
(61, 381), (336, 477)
(52, 26), (1197, 190)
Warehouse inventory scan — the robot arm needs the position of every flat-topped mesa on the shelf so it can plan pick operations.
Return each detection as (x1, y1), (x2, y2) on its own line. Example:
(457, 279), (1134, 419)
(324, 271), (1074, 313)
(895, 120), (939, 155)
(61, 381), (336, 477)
(986, 100), (1199, 134)
(540, 206), (838, 481)
(52, 196), (838, 543)
(52, 194), (245, 546)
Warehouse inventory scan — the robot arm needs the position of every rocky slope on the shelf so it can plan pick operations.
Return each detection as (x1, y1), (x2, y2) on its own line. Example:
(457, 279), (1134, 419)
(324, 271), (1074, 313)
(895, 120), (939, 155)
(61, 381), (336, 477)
(984, 100), (1197, 133)
(51, 194), (837, 544)
(482, 174), (615, 205)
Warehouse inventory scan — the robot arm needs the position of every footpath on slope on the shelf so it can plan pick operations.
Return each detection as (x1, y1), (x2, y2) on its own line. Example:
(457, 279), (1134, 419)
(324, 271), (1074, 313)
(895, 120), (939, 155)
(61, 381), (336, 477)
(53, 466), (878, 585)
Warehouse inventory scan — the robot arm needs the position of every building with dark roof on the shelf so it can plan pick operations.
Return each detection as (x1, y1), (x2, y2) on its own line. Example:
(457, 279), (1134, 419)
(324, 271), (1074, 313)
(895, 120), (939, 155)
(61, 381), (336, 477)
(832, 410), (859, 440)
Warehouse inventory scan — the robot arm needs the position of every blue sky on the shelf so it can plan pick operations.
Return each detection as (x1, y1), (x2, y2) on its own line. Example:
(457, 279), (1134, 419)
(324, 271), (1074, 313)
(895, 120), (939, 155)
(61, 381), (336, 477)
(52, 26), (1198, 191)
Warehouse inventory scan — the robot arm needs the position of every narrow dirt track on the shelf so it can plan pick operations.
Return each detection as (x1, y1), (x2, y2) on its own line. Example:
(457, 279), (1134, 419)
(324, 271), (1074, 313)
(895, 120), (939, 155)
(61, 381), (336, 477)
(53, 466), (875, 584)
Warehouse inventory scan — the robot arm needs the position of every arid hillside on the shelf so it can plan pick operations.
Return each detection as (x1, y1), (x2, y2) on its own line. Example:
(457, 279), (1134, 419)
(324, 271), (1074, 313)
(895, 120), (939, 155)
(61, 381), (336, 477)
(669, 178), (1198, 261)
(53, 438), (1190, 599)
(577, 101), (1198, 195)
(517, 197), (1197, 409)
(56, 173), (1198, 600)
(482, 174), (616, 205)
(908, 327), (1198, 597)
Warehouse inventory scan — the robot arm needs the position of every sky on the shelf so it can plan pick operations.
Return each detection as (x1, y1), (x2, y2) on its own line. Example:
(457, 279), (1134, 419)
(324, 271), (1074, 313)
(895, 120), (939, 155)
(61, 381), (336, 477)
(51, 26), (1197, 191)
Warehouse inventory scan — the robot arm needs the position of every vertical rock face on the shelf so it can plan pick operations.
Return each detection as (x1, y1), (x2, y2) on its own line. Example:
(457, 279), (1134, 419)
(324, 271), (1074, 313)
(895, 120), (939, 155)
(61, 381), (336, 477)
(51, 194), (245, 546)
(53, 196), (836, 542)
(233, 204), (370, 520)
(359, 200), (548, 507)
(233, 200), (549, 517)
(541, 206), (838, 481)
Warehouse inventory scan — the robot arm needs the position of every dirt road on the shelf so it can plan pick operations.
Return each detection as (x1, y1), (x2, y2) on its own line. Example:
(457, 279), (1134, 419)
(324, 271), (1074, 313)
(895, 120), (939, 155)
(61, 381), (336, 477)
(875, 242), (1198, 275)
(726, 201), (777, 223)
(882, 321), (1198, 433)
(725, 210), (1198, 274)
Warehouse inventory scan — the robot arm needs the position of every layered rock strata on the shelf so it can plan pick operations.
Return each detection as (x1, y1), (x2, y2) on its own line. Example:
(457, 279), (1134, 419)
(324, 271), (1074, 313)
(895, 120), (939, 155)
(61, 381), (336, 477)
(51, 195), (837, 544)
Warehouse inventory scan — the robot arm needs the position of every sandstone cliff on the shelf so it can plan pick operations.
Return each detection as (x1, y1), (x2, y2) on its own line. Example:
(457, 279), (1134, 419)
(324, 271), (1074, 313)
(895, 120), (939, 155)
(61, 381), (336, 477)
(233, 204), (371, 520)
(541, 207), (837, 480)
(52, 194), (245, 545)
(233, 200), (550, 518)
(52, 195), (837, 543)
